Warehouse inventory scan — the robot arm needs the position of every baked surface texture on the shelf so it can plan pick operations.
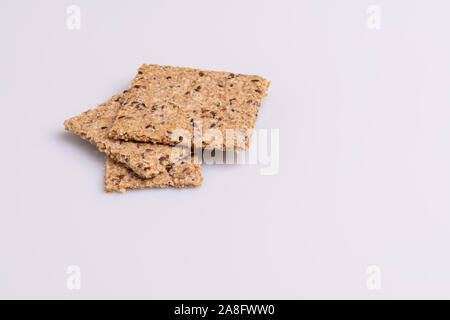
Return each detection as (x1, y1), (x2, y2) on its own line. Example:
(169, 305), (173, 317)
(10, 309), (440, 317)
(64, 93), (197, 179)
(104, 157), (202, 193)
(108, 64), (270, 150)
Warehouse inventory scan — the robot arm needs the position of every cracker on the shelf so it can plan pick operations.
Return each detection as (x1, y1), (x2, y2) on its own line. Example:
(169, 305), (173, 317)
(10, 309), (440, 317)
(104, 156), (202, 193)
(108, 64), (270, 151)
(64, 93), (197, 179)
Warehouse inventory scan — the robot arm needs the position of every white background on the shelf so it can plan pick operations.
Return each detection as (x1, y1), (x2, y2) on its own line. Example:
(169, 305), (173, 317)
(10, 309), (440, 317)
(1, 0), (450, 299)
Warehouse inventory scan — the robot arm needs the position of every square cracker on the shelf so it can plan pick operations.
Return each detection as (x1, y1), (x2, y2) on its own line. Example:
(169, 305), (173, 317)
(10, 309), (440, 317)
(105, 156), (202, 193)
(64, 93), (198, 179)
(108, 64), (270, 151)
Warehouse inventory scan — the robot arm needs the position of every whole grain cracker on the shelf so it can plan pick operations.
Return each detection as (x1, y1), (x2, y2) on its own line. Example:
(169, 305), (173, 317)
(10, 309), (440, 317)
(105, 156), (202, 193)
(108, 64), (270, 151)
(64, 93), (197, 179)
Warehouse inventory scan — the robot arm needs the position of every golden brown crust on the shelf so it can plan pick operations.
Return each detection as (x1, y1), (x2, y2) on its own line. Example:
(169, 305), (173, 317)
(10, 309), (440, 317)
(104, 157), (202, 193)
(108, 64), (270, 150)
(64, 93), (198, 179)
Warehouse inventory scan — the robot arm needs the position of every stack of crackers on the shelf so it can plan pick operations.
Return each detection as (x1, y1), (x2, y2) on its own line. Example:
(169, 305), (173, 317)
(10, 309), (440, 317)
(64, 64), (270, 193)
